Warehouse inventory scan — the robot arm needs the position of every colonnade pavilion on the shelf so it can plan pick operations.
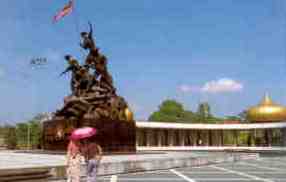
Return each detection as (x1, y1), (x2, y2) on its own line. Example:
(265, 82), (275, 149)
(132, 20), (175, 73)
(135, 94), (286, 148)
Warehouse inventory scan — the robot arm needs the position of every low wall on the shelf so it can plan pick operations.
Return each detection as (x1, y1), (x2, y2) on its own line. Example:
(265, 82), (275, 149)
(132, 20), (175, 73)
(95, 152), (258, 175)
(48, 152), (259, 180)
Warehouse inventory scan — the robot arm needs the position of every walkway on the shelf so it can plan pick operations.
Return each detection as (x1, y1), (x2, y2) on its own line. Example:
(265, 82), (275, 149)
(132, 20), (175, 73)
(52, 154), (286, 182)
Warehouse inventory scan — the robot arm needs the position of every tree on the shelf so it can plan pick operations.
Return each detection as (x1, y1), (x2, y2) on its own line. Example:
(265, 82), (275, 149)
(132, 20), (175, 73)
(197, 102), (211, 119)
(181, 111), (197, 122)
(15, 120), (42, 149)
(4, 126), (17, 149)
(224, 116), (241, 121)
(195, 102), (220, 123)
(148, 99), (185, 122)
(159, 100), (184, 117)
(16, 123), (28, 148)
(28, 120), (42, 149)
(148, 99), (223, 123)
(238, 110), (248, 123)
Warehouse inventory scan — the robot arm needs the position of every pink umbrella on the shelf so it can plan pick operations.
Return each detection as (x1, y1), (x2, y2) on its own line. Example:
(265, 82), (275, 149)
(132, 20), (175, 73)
(69, 127), (97, 140)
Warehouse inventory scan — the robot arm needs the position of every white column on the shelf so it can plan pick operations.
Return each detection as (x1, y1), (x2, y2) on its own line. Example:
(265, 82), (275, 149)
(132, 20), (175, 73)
(146, 129), (151, 147)
(143, 130), (147, 146)
(168, 130), (174, 146)
(180, 130), (185, 146)
(186, 130), (191, 146)
(253, 129), (256, 147)
(220, 130), (224, 146)
(208, 130), (212, 146)
(213, 130), (219, 146)
(161, 130), (166, 146)
(234, 130), (238, 147)
(157, 130), (162, 147)
(202, 130), (210, 146)
(136, 129), (140, 147)
(192, 130), (197, 146)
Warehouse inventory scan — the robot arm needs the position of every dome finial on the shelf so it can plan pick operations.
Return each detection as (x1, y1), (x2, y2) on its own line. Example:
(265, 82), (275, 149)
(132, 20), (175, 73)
(261, 92), (273, 105)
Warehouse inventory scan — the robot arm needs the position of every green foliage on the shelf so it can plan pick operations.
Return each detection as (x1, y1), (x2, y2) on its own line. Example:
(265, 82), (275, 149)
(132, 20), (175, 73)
(194, 102), (222, 123)
(224, 116), (241, 121)
(238, 131), (250, 146)
(4, 126), (17, 149)
(0, 124), (17, 149)
(148, 99), (223, 123)
(238, 110), (248, 122)
(159, 100), (184, 116)
(15, 119), (42, 149)
(181, 111), (197, 122)
(16, 123), (28, 148)
(148, 100), (185, 122)
(197, 102), (211, 118)
(223, 131), (234, 145)
(29, 120), (42, 148)
(0, 115), (44, 150)
(149, 111), (180, 122)
(0, 126), (5, 137)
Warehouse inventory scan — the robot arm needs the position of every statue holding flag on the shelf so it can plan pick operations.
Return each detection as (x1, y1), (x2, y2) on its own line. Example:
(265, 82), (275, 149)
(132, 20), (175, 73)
(43, 18), (136, 152)
(43, 0), (136, 153)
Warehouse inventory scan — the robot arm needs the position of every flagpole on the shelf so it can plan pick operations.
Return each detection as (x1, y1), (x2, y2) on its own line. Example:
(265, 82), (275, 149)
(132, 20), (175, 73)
(71, 0), (86, 60)
(53, 0), (85, 59)
(72, 0), (80, 35)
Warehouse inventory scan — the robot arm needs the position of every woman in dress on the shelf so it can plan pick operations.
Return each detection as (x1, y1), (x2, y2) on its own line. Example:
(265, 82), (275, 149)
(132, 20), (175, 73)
(66, 140), (83, 182)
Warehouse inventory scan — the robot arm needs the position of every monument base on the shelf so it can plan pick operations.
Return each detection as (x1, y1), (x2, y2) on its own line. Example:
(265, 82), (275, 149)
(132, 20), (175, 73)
(42, 118), (136, 153)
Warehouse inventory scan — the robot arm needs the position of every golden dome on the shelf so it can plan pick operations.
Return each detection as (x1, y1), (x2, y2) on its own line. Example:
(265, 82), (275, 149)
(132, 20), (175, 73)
(247, 93), (286, 122)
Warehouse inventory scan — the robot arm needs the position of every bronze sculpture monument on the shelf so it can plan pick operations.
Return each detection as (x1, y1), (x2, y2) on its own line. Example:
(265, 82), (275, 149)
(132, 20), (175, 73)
(43, 24), (136, 152)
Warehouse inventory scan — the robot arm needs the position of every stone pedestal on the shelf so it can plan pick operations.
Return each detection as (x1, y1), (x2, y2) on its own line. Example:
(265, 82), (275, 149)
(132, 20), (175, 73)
(42, 118), (136, 153)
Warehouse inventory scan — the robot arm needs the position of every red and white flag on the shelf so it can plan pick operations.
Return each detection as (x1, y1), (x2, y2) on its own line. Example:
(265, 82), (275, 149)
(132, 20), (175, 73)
(53, 0), (74, 23)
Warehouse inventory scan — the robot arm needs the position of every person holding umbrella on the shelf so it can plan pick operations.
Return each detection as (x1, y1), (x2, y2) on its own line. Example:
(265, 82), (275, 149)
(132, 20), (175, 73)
(66, 139), (83, 182)
(69, 127), (102, 182)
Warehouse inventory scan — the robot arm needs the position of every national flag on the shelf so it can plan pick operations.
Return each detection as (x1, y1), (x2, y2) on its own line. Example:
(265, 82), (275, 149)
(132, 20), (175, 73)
(53, 0), (74, 23)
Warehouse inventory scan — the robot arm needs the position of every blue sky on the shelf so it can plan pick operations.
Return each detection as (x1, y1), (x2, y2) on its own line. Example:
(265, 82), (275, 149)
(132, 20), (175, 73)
(1, 0), (286, 123)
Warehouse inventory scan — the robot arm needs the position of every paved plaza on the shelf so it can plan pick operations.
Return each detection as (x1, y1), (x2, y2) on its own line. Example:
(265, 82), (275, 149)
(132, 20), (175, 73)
(1, 150), (285, 182)
(0, 150), (214, 170)
(64, 154), (286, 182)
(0, 150), (231, 170)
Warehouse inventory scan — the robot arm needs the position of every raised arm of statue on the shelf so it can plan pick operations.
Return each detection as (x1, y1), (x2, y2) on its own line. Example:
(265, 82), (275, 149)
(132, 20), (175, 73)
(60, 67), (72, 76)
(88, 21), (93, 40)
(80, 22), (96, 50)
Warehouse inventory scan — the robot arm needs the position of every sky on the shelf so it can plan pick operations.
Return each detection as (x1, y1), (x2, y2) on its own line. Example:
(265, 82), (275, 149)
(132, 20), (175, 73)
(1, 0), (286, 124)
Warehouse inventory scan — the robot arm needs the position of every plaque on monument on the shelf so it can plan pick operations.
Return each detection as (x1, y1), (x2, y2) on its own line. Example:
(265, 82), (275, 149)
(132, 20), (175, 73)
(43, 23), (136, 152)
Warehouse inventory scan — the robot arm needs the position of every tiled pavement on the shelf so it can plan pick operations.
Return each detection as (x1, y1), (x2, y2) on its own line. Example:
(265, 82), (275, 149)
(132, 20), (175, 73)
(51, 154), (286, 182)
(0, 150), (220, 170)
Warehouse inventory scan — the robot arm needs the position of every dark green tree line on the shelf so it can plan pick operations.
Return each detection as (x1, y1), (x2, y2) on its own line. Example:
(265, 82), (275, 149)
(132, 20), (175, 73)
(148, 99), (223, 123)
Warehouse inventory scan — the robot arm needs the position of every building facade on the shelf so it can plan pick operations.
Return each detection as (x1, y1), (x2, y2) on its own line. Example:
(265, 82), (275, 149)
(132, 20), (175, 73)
(135, 94), (286, 148)
(136, 121), (286, 148)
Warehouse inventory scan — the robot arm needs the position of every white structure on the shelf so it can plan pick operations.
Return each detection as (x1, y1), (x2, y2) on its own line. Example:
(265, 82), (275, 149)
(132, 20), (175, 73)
(135, 94), (286, 148)
(135, 121), (286, 148)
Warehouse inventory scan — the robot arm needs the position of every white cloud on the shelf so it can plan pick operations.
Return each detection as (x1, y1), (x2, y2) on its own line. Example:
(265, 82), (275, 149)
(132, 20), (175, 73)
(178, 78), (243, 94)
(177, 85), (201, 93)
(202, 78), (243, 93)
